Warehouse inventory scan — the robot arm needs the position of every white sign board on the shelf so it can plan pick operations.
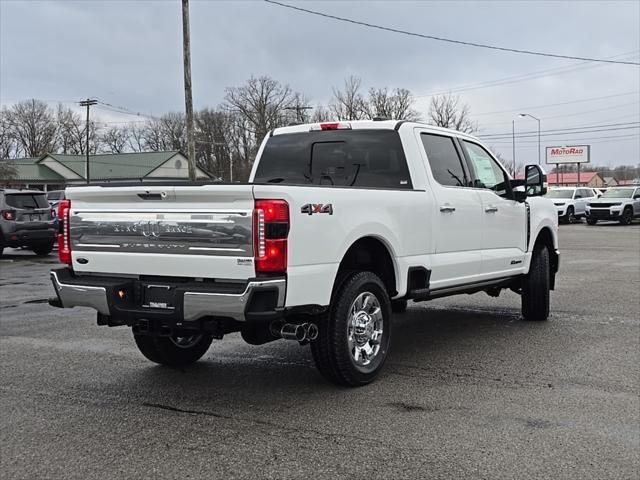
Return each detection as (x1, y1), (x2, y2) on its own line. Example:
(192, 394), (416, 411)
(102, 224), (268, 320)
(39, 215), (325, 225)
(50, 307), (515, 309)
(545, 145), (590, 164)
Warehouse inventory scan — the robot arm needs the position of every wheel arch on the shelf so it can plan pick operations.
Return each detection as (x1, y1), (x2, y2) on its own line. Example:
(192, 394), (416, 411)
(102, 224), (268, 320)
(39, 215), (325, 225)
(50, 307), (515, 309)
(334, 236), (398, 298)
(531, 226), (559, 289)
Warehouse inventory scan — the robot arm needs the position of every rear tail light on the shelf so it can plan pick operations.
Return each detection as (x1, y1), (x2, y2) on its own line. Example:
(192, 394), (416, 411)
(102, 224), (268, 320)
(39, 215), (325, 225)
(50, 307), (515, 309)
(1, 209), (16, 220)
(254, 199), (289, 274)
(309, 122), (352, 131)
(57, 199), (72, 266)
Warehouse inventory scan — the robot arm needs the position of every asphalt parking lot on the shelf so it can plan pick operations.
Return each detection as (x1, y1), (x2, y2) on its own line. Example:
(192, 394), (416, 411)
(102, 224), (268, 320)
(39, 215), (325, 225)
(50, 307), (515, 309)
(1, 222), (638, 479)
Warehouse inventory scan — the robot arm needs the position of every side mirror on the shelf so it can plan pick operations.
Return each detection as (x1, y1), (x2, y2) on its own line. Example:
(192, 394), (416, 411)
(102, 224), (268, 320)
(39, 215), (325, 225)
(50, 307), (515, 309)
(524, 164), (547, 197)
(634, 194), (640, 199)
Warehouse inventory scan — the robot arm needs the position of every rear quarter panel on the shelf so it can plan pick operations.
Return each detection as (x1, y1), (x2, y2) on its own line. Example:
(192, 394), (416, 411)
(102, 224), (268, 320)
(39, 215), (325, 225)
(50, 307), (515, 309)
(253, 184), (434, 307)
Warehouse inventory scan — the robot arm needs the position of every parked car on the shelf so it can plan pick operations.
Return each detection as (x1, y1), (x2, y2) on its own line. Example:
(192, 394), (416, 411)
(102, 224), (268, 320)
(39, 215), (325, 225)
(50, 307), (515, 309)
(585, 186), (640, 225)
(48, 120), (559, 386)
(0, 189), (57, 257)
(544, 187), (598, 223)
(46, 190), (66, 212)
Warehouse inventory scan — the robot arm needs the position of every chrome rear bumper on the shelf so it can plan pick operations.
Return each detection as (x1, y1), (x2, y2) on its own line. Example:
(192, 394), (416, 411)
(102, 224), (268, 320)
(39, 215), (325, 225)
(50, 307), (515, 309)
(50, 270), (286, 322)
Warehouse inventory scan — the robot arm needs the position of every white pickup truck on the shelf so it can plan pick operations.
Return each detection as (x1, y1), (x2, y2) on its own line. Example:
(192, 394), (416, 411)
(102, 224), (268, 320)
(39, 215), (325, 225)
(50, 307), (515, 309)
(49, 120), (559, 386)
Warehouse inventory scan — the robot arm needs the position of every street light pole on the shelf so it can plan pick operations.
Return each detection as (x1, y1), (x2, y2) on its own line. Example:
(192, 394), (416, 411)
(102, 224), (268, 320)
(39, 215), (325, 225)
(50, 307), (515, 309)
(512, 120), (516, 169)
(518, 113), (541, 165)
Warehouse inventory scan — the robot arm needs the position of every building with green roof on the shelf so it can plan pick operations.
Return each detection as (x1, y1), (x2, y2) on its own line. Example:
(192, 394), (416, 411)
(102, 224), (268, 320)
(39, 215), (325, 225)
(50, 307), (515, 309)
(0, 151), (212, 190)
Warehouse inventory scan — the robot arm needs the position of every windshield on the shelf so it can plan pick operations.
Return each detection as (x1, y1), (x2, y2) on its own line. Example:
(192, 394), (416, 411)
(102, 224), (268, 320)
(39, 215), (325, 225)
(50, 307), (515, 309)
(253, 130), (412, 189)
(545, 190), (574, 199)
(46, 191), (64, 201)
(5, 194), (49, 209)
(602, 188), (634, 198)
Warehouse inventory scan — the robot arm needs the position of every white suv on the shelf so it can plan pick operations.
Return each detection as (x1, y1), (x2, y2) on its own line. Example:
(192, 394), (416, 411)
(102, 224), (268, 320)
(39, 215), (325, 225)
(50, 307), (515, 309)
(586, 186), (640, 225)
(544, 187), (598, 223)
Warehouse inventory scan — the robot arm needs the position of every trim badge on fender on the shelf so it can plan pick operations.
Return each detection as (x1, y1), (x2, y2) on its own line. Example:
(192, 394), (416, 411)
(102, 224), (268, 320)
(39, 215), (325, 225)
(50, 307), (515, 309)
(301, 203), (333, 215)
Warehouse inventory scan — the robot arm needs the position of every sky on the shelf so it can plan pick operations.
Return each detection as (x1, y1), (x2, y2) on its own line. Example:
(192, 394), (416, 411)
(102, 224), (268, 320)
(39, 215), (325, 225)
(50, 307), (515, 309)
(1, 0), (639, 167)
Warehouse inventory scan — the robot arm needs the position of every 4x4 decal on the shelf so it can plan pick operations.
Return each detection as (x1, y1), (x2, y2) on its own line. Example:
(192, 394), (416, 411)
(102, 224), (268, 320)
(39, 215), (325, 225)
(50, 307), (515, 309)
(301, 203), (333, 215)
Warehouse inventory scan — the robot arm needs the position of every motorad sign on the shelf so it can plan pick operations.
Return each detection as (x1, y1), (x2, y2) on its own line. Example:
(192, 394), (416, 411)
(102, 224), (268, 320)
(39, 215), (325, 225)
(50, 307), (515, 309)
(546, 145), (590, 164)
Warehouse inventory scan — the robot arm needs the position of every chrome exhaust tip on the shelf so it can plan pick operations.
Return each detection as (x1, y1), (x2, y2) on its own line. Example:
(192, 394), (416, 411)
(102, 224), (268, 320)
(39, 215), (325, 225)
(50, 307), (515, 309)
(278, 323), (307, 342)
(305, 323), (319, 341)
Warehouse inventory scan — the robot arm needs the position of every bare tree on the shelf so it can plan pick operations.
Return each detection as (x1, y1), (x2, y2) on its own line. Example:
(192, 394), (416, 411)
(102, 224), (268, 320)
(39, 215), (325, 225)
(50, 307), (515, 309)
(101, 126), (130, 153)
(224, 76), (295, 143)
(195, 108), (232, 179)
(141, 113), (186, 152)
(491, 149), (521, 177)
(230, 114), (256, 181)
(0, 160), (17, 182)
(329, 76), (368, 120)
(6, 99), (57, 157)
(367, 87), (420, 121)
(428, 93), (476, 133)
(311, 105), (333, 123)
(0, 108), (19, 159)
(55, 105), (100, 154)
(128, 123), (146, 152)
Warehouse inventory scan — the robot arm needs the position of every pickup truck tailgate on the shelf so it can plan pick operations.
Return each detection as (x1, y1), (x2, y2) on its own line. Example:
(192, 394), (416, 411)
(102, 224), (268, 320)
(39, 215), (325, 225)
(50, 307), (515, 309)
(67, 184), (255, 279)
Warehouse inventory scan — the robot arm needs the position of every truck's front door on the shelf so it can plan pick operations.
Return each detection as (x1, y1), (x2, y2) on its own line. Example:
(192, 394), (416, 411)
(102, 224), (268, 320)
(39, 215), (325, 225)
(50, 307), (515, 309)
(418, 131), (484, 289)
(458, 139), (527, 279)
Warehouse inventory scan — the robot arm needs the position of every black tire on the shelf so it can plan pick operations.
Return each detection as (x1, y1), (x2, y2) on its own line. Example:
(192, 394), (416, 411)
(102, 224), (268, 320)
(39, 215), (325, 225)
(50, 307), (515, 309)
(310, 271), (392, 387)
(133, 332), (213, 367)
(522, 245), (550, 321)
(563, 206), (575, 224)
(586, 218), (598, 226)
(619, 207), (633, 225)
(391, 299), (408, 313)
(32, 241), (54, 256)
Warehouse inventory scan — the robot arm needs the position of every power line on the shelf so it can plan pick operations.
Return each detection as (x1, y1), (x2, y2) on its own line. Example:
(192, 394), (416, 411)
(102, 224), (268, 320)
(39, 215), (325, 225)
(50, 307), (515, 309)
(414, 51), (640, 98)
(264, 0), (640, 66)
(480, 121), (640, 139)
(95, 101), (160, 120)
(484, 131), (639, 143)
(479, 102), (640, 126)
(486, 133), (639, 145)
(472, 91), (640, 117)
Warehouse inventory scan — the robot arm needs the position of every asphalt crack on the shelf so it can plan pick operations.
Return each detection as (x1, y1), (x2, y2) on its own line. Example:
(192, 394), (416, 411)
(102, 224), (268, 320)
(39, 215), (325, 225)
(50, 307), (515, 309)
(142, 402), (230, 418)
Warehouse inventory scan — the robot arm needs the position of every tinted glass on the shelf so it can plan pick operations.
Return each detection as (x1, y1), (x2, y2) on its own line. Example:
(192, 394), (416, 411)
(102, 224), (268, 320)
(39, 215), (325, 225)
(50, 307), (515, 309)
(545, 190), (574, 199)
(462, 141), (506, 191)
(420, 134), (466, 187)
(254, 130), (412, 189)
(46, 191), (64, 201)
(602, 188), (634, 198)
(5, 194), (49, 209)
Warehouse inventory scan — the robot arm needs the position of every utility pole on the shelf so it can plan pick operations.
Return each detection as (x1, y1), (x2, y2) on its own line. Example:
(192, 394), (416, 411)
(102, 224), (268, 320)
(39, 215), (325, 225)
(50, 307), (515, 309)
(181, 0), (196, 181)
(79, 98), (97, 184)
(285, 102), (313, 124)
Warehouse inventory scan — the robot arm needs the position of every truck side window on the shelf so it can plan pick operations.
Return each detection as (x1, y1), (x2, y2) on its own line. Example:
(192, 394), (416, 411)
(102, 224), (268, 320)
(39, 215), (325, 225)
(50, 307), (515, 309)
(461, 141), (508, 193)
(420, 133), (467, 187)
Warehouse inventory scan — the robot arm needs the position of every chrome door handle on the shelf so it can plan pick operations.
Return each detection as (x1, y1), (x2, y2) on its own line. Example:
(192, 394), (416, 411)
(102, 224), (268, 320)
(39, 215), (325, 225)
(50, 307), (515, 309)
(439, 205), (456, 213)
(485, 205), (498, 213)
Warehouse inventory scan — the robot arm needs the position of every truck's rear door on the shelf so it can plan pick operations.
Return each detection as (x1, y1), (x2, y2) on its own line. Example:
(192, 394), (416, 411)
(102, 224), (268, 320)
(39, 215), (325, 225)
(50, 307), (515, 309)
(67, 184), (255, 280)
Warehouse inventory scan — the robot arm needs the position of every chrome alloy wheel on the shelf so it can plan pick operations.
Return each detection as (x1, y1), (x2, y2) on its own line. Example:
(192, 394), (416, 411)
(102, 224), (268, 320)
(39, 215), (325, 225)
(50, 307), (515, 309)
(348, 292), (384, 367)
(169, 334), (202, 349)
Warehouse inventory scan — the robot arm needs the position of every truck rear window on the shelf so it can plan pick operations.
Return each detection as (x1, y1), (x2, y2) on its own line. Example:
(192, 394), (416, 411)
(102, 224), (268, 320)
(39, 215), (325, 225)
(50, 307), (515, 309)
(5, 194), (49, 209)
(254, 130), (412, 189)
